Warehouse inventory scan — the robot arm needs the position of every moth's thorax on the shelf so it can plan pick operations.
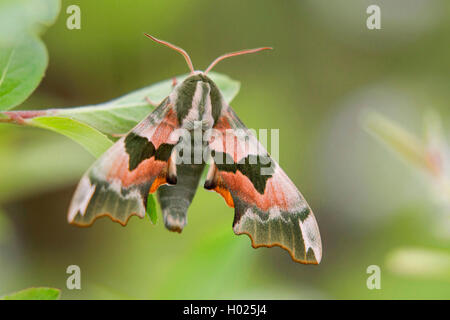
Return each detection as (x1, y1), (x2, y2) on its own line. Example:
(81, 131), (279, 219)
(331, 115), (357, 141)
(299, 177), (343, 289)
(171, 73), (224, 130)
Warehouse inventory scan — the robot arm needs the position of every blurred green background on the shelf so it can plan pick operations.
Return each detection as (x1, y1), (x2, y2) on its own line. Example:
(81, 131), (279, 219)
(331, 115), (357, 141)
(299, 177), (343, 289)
(1, 0), (449, 299)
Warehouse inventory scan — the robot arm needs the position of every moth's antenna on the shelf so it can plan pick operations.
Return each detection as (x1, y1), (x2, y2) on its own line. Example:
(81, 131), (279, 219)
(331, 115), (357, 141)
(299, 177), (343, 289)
(144, 33), (195, 74)
(204, 47), (272, 74)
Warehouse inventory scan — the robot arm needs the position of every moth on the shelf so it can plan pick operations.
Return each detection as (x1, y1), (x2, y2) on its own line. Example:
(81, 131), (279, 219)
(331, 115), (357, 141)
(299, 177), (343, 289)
(68, 34), (322, 264)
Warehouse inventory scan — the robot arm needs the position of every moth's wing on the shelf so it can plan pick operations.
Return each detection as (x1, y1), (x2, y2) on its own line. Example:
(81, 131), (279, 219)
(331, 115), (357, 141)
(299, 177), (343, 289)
(206, 106), (322, 264)
(68, 98), (180, 226)
(157, 163), (205, 232)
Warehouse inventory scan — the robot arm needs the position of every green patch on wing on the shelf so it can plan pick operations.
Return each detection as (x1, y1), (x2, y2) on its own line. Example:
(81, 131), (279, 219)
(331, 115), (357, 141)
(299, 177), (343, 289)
(124, 132), (176, 170)
(234, 203), (319, 264)
(125, 132), (157, 170)
(70, 174), (150, 226)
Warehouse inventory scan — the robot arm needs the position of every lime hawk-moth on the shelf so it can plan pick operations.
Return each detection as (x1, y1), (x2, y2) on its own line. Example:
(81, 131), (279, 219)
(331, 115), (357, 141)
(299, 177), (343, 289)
(68, 34), (322, 264)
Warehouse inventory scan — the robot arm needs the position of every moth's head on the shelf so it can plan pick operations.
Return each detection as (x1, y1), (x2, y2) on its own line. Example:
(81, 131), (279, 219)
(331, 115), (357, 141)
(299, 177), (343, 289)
(144, 33), (272, 77)
(179, 72), (215, 86)
(173, 72), (224, 127)
(173, 73), (220, 103)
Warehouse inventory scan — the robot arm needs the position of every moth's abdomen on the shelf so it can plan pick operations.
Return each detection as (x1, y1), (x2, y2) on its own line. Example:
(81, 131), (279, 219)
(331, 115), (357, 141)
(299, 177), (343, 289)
(157, 131), (207, 232)
(157, 163), (205, 232)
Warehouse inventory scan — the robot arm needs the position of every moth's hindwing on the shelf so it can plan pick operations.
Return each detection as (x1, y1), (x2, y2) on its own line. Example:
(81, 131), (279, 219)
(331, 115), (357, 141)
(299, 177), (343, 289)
(206, 106), (322, 264)
(68, 98), (180, 226)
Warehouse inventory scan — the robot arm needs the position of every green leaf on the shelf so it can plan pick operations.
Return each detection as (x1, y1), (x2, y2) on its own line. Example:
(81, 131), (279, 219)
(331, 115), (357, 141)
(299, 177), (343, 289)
(1, 287), (61, 300)
(29, 116), (113, 158)
(51, 71), (240, 135)
(0, 36), (48, 111)
(146, 194), (158, 225)
(0, 0), (61, 110)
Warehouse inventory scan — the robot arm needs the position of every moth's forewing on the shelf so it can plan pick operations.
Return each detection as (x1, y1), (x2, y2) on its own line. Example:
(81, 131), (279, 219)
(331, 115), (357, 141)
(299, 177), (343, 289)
(68, 98), (180, 226)
(206, 90), (322, 264)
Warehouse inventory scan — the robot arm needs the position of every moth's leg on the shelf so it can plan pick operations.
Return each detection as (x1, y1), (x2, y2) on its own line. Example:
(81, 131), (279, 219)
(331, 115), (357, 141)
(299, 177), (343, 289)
(145, 96), (160, 107)
(204, 158), (218, 190)
(166, 149), (178, 185)
(145, 78), (177, 106)
(110, 133), (126, 138)
(203, 157), (234, 207)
